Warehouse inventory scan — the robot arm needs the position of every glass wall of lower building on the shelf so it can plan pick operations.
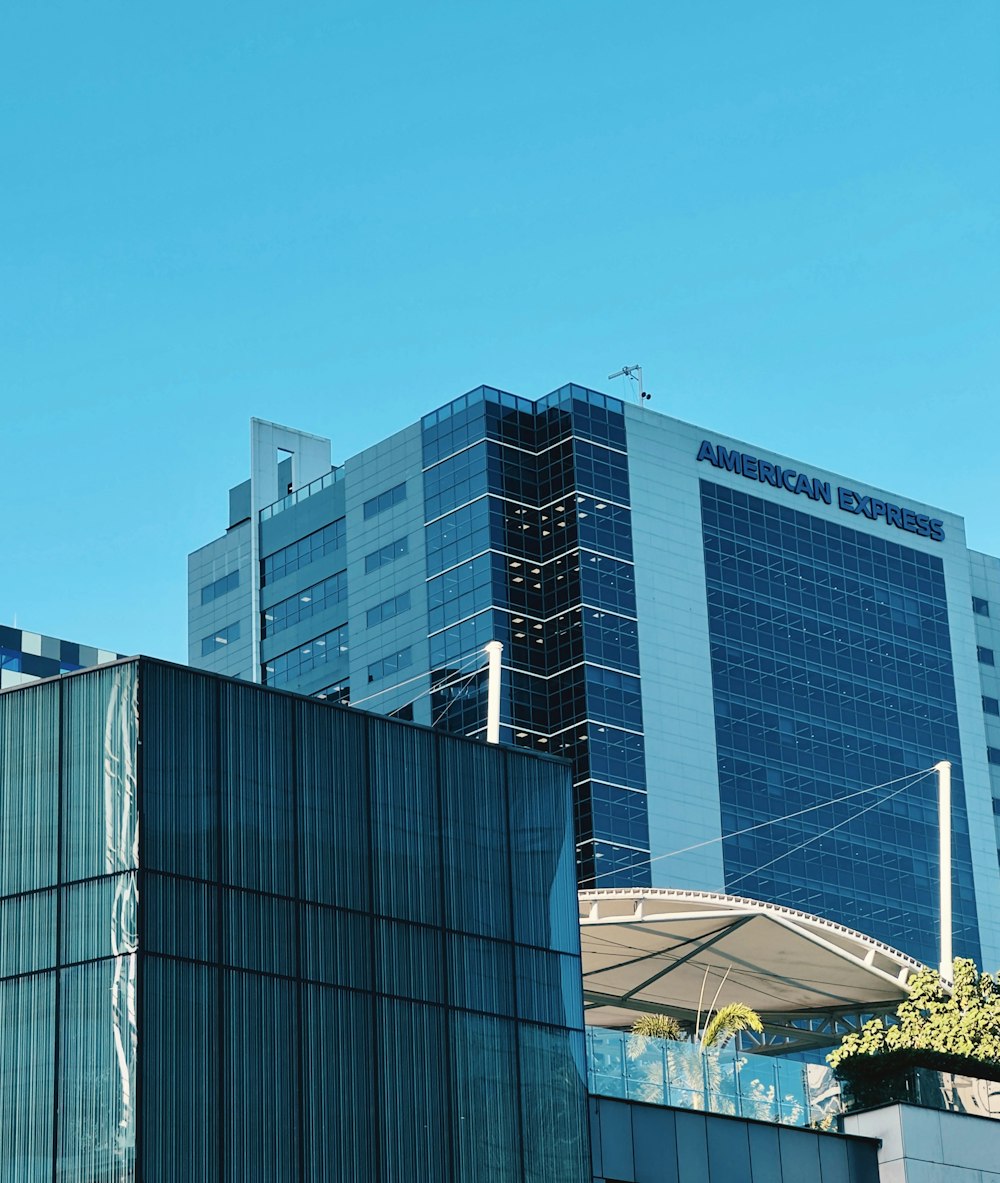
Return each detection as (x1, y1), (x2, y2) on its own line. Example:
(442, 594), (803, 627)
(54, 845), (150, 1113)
(0, 659), (590, 1183)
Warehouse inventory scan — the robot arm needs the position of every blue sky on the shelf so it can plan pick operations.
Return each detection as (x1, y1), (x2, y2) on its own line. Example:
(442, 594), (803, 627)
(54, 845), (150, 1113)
(2, 2), (997, 662)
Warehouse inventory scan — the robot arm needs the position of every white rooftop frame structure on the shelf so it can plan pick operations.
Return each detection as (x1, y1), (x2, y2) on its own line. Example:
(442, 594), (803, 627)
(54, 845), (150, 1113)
(580, 889), (926, 1053)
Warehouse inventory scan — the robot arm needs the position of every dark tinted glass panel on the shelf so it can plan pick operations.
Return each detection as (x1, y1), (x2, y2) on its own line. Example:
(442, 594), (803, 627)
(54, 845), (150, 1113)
(0, 679), (59, 895)
(369, 719), (441, 924)
(62, 664), (138, 883)
(377, 999), (450, 1178)
(519, 1025), (589, 1183)
(439, 739), (512, 940)
(508, 752), (579, 954)
(450, 1012), (522, 1181)
(61, 873), (138, 965)
(56, 956), (137, 1180)
(296, 700), (370, 910)
(218, 683), (295, 895)
(141, 663), (219, 880)
(702, 479), (980, 965)
(301, 985), (375, 1180)
(223, 971), (299, 1183)
(0, 971), (56, 1174)
(142, 958), (220, 1182)
(0, 888), (56, 977)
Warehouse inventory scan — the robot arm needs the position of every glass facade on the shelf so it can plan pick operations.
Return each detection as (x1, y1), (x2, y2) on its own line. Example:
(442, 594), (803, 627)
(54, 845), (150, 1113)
(0, 658), (589, 1182)
(701, 480), (981, 965)
(421, 385), (649, 888)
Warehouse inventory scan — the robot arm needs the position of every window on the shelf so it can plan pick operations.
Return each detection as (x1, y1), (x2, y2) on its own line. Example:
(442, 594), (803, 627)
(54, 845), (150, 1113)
(315, 680), (350, 705)
(366, 591), (412, 628)
(261, 570), (347, 639)
(201, 569), (239, 605)
(367, 647), (412, 683)
(363, 482), (407, 520)
(261, 518), (346, 586)
(984, 697), (1000, 717)
(365, 536), (408, 574)
(979, 647), (996, 667)
(201, 622), (240, 656)
(988, 747), (1000, 766)
(974, 596), (990, 617)
(262, 624), (349, 687)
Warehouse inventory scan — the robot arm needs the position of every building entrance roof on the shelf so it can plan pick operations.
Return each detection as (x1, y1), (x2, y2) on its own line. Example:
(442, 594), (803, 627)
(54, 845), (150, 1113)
(579, 889), (925, 1052)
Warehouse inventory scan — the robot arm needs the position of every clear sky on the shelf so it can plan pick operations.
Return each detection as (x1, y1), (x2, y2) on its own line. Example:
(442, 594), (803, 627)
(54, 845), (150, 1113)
(2, 1), (997, 663)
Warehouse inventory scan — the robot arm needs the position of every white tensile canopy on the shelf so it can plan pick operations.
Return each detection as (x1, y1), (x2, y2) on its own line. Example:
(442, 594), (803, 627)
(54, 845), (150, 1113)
(580, 889), (925, 1052)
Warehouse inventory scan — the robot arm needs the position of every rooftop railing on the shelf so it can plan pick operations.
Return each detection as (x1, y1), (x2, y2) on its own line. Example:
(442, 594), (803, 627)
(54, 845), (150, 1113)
(260, 468), (343, 522)
(586, 1026), (842, 1130)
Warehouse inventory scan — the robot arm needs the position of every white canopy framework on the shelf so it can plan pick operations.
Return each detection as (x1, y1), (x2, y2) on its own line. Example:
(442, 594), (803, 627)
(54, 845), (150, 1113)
(580, 889), (926, 1053)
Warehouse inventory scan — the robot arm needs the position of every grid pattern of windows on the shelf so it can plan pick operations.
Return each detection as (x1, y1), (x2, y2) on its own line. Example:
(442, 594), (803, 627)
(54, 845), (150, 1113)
(261, 570), (347, 639)
(0, 661), (590, 1182)
(315, 679), (350, 704)
(261, 518), (345, 587)
(201, 569), (239, 605)
(974, 596), (990, 617)
(263, 624), (348, 687)
(701, 479), (981, 966)
(368, 647), (412, 683)
(201, 621), (240, 656)
(365, 536), (409, 575)
(363, 482), (407, 520)
(367, 590), (412, 628)
(422, 385), (649, 889)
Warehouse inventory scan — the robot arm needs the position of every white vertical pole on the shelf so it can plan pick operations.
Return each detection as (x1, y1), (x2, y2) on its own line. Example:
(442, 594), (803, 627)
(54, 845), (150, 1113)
(935, 760), (952, 980)
(485, 641), (503, 744)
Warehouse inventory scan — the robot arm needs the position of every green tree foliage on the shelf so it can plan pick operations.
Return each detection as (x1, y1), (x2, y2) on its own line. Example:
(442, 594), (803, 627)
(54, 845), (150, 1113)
(700, 1002), (764, 1050)
(631, 1013), (683, 1040)
(828, 958), (1000, 1071)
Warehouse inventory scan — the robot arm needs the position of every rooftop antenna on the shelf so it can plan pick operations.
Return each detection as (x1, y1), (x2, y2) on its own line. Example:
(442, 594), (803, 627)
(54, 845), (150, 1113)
(608, 364), (651, 404)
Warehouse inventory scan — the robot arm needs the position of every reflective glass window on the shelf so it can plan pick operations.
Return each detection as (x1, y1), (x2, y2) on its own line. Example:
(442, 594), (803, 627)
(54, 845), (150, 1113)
(261, 517), (345, 586)
(364, 535), (409, 574)
(979, 646), (995, 666)
(973, 596), (990, 616)
(366, 590), (412, 628)
(261, 570), (346, 638)
(363, 481), (407, 519)
(200, 569), (239, 605)
(702, 479), (980, 965)
(262, 624), (348, 687)
(201, 621), (240, 656)
(367, 647), (412, 683)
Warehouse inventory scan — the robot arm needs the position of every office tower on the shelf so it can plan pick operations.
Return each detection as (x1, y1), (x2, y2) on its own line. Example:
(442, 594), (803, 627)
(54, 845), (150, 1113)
(189, 390), (1000, 968)
(0, 658), (589, 1181)
(0, 622), (121, 688)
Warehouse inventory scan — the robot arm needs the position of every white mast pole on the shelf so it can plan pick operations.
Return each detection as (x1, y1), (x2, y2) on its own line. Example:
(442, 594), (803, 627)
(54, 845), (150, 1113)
(485, 641), (503, 744)
(935, 759), (952, 980)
